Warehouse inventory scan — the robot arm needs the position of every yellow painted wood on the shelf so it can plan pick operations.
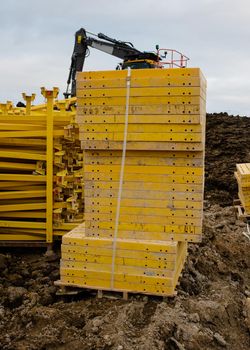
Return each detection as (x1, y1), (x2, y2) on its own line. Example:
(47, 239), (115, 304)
(84, 212), (201, 226)
(61, 252), (176, 265)
(77, 104), (201, 115)
(85, 180), (203, 192)
(85, 164), (203, 176)
(82, 132), (202, 142)
(76, 114), (202, 124)
(61, 258), (176, 272)
(86, 230), (201, 243)
(85, 149), (203, 159)
(85, 157), (203, 167)
(59, 275), (176, 295)
(61, 244), (177, 260)
(62, 235), (178, 253)
(61, 265), (176, 281)
(77, 87), (202, 98)
(78, 95), (201, 106)
(81, 140), (204, 151)
(77, 68), (203, 80)
(85, 220), (201, 234)
(77, 76), (203, 89)
(84, 189), (203, 201)
(80, 123), (202, 133)
(85, 197), (202, 209)
(84, 172), (203, 183)
(60, 267), (175, 285)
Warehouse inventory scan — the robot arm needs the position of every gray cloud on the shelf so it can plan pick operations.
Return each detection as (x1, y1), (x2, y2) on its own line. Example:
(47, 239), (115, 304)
(0, 0), (249, 115)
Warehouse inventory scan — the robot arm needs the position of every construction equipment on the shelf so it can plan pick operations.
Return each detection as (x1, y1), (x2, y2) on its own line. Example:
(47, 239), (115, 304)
(0, 89), (84, 245)
(65, 28), (189, 97)
(56, 67), (206, 297)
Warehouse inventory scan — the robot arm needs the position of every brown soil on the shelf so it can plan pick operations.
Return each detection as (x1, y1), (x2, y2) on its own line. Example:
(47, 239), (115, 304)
(0, 113), (250, 350)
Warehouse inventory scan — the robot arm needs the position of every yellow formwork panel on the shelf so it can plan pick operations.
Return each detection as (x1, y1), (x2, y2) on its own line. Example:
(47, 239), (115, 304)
(61, 261), (177, 278)
(61, 244), (177, 260)
(62, 232), (178, 253)
(85, 171), (203, 183)
(85, 164), (203, 175)
(77, 67), (204, 80)
(85, 221), (201, 235)
(85, 198), (202, 210)
(85, 149), (203, 158)
(61, 253), (176, 267)
(85, 157), (203, 167)
(77, 104), (201, 116)
(60, 241), (186, 281)
(60, 254), (176, 277)
(80, 123), (203, 133)
(60, 243), (187, 295)
(77, 76), (204, 89)
(81, 140), (204, 151)
(86, 231), (201, 243)
(81, 132), (202, 143)
(77, 86), (203, 98)
(76, 114), (202, 124)
(84, 212), (201, 226)
(58, 275), (176, 295)
(85, 181), (202, 193)
(78, 95), (202, 107)
(84, 189), (203, 201)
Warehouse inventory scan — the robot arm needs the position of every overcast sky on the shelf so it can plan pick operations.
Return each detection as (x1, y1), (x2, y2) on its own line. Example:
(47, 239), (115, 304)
(0, 0), (249, 115)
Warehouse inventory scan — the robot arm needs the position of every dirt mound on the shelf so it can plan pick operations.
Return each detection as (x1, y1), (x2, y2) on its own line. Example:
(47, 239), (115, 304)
(205, 113), (250, 206)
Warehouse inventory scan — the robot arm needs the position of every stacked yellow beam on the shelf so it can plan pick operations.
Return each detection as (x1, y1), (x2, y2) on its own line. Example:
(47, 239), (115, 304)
(0, 88), (83, 243)
(235, 163), (250, 214)
(58, 68), (206, 296)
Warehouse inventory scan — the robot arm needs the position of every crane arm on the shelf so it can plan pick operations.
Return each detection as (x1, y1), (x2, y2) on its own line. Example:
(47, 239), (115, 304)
(65, 28), (141, 97)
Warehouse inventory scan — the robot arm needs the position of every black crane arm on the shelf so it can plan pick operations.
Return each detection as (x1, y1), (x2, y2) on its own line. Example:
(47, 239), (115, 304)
(65, 28), (142, 97)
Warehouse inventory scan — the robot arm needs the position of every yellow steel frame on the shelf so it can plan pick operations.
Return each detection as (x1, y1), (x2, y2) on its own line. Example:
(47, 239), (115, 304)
(0, 87), (82, 243)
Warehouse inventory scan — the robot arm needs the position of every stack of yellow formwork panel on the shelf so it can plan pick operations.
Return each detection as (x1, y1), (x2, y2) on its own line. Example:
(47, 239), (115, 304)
(0, 88), (83, 243)
(57, 68), (206, 296)
(235, 163), (250, 214)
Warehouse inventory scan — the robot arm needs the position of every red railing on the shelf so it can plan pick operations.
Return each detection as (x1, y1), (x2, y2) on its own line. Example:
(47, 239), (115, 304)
(157, 49), (189, 68)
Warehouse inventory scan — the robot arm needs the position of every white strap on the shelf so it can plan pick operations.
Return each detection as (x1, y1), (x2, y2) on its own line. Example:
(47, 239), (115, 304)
(110, 68), (131, 289)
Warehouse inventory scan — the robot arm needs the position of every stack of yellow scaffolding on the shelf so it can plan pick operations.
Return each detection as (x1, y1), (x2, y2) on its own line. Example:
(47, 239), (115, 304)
(57, 68), (206, 296)
(0, 88), (83, 243)
(235, 163), (250, 214)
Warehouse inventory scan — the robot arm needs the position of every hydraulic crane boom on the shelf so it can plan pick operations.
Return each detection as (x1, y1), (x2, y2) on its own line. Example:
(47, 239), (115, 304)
(64, 28), (159, 97)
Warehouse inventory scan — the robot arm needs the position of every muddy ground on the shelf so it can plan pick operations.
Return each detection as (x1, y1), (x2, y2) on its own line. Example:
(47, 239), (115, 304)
(0, 113), (250, 349)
